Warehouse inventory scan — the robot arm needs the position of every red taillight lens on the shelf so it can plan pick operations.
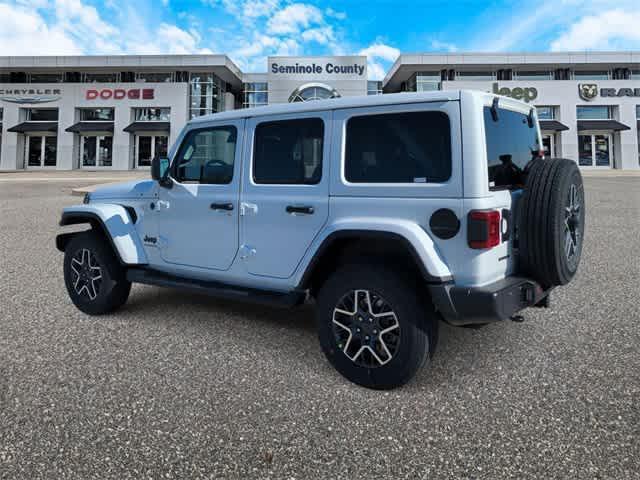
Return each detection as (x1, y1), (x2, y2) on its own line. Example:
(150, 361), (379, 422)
(468, 210), (501, 249)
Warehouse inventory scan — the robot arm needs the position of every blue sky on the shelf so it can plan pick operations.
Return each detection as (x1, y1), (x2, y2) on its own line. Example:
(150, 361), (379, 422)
(1, 0), (639, 78)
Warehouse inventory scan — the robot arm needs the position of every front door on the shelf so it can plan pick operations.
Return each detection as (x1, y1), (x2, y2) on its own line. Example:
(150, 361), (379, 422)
(136, 134), (168, 168)
(156, 121), (243, 271)
(542, 133), (555, 157)
(26, 135), (57, 168)
(240, 112), (330, 279)
(81, 135), (113, 168)
(578, 133), (612, 168)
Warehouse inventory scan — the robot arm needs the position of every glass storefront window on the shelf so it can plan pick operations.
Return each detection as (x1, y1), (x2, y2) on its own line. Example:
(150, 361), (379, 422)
(190, 72), (225, 118)
(83, 72), (119, 83)
(288, 83), (340, 102)
(515, 70), (553, 80)
(407, 72), (440, 92)
(29, 73), (63, 83)
(455, 71), (495, 80)
(536, 106), (556, 120)
(80, 108), (114, 121)
(27, 108), (58, 121)
(367, 81), (383, 95)
(636, 105), (640, 118)
(243, 82), (269, 108)
(576, 106), (613, 120)
(135, 72), (174, 83)
(574, 70), (610, 80)
(133, 107), (171, 121)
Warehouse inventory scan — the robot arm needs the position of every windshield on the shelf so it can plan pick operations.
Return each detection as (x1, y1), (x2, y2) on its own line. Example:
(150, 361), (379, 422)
(484, 106), (540, 190)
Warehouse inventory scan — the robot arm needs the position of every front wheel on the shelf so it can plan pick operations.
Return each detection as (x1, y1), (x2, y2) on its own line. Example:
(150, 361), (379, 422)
(316, 264), (437, 389)
(63, 231), (131, 315)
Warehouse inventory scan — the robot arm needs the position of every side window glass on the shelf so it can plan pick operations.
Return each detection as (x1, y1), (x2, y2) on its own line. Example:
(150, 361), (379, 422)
(253, 118), (324, 184)
(174, 126), (237, 184)
(345, 111), (452, 183)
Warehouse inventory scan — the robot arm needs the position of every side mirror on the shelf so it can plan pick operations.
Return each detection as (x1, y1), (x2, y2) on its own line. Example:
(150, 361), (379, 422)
(151, 156), (170, 183)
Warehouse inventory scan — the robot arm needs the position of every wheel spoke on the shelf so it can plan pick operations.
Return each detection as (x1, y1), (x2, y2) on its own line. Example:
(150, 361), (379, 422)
(331, 288), (400, 369)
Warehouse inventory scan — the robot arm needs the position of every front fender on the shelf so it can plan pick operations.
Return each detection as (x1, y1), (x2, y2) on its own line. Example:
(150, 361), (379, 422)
(294, 218), (453, 286)
(59, 204), (148, 265)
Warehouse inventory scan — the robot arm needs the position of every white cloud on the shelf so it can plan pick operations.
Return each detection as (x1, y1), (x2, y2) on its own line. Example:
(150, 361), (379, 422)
(0, 3), (82, 55)
(430, 40), (458, 52)
(301, 26), (335, 45)
(358, 42), (400, 80)
(325, 7), (346, 20)
(550, 9), (640, 50)
(267, 3), (323, 35)
(0, 0), (213, 56)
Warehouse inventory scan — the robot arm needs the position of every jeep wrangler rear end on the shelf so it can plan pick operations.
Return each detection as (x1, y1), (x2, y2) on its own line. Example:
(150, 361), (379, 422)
(57, 90), (584, 389)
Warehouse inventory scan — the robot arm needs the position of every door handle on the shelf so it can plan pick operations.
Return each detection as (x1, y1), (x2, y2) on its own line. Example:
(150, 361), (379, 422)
(211, 202), (234, 211)
(286, 205), (314, 215)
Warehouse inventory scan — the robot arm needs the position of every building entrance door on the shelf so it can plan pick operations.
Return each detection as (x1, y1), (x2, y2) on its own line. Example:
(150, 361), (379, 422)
(578, 133), (612, 168)
(26, 135), (57, 168)
(81, 135), (113, 168)
(542, 133), (555, 157)
(135, 134), (168, 168)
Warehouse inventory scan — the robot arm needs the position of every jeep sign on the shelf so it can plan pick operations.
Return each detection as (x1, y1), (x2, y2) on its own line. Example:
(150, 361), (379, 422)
(492, 83), (538, 102)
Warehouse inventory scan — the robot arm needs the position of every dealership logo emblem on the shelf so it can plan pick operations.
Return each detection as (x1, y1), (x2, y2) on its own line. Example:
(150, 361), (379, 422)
(0, 88), (62, 104)
(578, 84), (598, 101)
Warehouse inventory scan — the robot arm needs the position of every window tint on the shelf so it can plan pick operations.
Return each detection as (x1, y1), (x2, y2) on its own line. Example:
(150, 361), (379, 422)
(484, 107), (539, 190)
(345, 111), (451, 183)
(174, 126), (237, 184)
(253, 118), (324, 184)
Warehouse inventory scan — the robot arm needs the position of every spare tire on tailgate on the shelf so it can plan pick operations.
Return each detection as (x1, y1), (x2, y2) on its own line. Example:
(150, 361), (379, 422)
(518, 158), (585, 288)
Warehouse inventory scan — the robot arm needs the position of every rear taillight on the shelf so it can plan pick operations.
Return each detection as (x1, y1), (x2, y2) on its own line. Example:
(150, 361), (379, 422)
(468, 210), (501, 249)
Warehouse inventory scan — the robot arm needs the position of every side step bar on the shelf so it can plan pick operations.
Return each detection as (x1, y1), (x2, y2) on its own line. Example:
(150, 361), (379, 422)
(126, 268), (306, 308)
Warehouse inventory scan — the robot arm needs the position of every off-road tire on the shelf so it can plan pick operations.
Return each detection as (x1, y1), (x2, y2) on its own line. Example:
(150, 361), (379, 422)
(63, 231), (131, 315)
(518, 158), (585, 288)
(316, 264), (437, 390)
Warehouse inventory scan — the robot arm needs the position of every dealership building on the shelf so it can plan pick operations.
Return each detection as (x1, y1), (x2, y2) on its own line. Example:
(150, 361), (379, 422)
(0, 51), (639, 171)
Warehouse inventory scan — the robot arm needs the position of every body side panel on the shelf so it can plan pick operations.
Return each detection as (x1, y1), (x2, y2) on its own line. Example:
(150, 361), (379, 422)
(61, 204), (148, 265)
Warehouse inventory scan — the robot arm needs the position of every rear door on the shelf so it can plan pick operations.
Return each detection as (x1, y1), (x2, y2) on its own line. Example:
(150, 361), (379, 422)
(475, 97), (542, 281)
(240, 111), (331, 279)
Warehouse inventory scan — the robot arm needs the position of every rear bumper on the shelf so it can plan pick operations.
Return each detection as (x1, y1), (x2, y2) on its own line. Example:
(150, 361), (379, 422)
(429, 276), (550, 326)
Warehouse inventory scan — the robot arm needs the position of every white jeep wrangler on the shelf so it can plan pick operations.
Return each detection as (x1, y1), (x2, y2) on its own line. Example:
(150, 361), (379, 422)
(57, 90), (584, 389)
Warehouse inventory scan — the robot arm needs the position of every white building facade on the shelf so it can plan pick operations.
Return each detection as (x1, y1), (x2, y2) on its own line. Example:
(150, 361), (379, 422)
(384, 52), (640, 170)
(1, 52), (638, 170)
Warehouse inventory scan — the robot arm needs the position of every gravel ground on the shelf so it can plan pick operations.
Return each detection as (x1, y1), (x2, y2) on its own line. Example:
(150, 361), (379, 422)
(0, 178), (638, 479)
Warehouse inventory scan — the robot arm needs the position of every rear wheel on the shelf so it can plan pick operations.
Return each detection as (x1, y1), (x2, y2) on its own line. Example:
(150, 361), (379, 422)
(316, 264), (437, 389)
(63, 231), (131, 315)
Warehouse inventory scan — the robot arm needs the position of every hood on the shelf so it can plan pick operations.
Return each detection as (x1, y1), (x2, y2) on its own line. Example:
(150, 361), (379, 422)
(90, 179), (156, 200)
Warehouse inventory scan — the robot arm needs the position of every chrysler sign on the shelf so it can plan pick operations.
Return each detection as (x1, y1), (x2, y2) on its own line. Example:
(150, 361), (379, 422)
(0, 88), (62, 104)
(86, 88), (155, 100)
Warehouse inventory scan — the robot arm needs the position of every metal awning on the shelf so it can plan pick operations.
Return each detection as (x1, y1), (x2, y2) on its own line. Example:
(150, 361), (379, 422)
(539, 120), (569, 132)
(7, 121), (58, 133)
(577, 120), (630, 131)
(66, 121), (114, 133)
(123, 121), (170, 133)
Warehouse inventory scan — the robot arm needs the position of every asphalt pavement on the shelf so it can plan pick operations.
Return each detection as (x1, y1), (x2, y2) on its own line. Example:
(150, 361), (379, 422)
(0, 177), (638, 479)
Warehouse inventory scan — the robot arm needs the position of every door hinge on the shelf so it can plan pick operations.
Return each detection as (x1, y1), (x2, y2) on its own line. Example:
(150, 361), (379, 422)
(239, 244), (256, 259)
(239, 202), (258, 216)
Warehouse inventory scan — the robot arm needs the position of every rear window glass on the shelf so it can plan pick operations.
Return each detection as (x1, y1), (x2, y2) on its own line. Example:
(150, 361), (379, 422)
(345, 111), (451, 183)
(484, 106), (540, 190)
